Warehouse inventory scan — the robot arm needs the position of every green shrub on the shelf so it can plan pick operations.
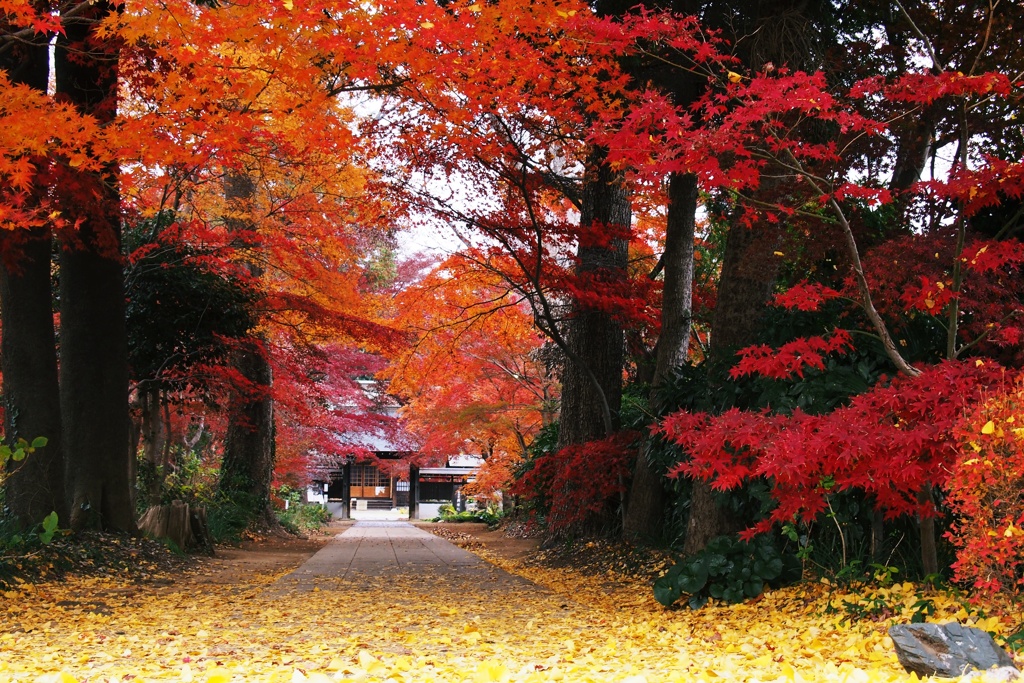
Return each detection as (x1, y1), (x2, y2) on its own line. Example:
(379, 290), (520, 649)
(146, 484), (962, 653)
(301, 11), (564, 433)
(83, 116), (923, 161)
(206, 495), (254, 543)
(437, 509), (502, 526)
(654, 534), (800, 609)
(277, 502), (331, 533)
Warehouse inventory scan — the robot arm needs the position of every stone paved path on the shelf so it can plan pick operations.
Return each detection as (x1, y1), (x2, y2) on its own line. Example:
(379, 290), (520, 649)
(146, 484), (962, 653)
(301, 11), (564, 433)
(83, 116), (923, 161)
(276, 521), (536, 592)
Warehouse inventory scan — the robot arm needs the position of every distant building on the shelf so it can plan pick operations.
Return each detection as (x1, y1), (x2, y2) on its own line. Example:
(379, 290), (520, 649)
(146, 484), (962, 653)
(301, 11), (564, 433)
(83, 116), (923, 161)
(306, 378), (412, 518)
(410, 454), (484, 519)
(306, 378), (485, 519)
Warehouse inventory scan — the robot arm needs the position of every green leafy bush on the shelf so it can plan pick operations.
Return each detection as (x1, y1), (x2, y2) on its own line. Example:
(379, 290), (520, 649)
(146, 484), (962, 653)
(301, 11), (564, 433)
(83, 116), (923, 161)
(0, 437), (49, 495)
(277, 502), (331, 533)
(437, 509), (502, 526)
(1, 437), (62, 551)
(206, 494), (256, 543)
(654, 534), (800, 609)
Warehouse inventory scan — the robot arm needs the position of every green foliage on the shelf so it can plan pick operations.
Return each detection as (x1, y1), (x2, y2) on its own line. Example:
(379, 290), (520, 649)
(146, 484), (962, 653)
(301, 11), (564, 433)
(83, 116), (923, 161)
(206, 495), (255, 543)
(435, 508), (503, 526)
(135, 444), (220, 516)
(1, 437), (61, 549)
(276, 489), (331, 533)
(125, 218), (257, 393)
(0, 436), (48, 472)
(1, 509), (63, 589)
(824, 570), (941, 626)
(36, 512), (59, 545)
(0, 511), (61, 551)
(653, 534), (800, 609)
(276, 505), (331, 534)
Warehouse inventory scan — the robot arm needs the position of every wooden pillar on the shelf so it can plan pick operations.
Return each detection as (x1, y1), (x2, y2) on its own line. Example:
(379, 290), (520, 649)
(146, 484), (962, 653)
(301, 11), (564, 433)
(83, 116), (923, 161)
(409, 465), (419, 520)
(341, 461), (352, 520)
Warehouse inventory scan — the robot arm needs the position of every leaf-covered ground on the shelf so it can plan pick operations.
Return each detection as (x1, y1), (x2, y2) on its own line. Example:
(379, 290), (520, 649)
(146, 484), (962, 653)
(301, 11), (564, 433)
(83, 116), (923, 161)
(2, 526), (1021, 683)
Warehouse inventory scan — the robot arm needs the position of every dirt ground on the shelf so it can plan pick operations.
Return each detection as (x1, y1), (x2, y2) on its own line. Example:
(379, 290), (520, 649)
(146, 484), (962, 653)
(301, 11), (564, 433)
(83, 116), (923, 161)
(182, 519), (540, 586)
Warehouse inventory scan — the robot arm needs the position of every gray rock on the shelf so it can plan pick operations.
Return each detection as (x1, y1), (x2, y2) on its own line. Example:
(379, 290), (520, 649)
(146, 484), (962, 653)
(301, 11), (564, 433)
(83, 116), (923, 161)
(888, 622), (1018, 678)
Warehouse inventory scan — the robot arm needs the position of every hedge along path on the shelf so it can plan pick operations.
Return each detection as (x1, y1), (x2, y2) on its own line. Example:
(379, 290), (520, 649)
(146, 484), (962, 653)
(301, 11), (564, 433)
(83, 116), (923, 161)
(1, 521), (1018, 683)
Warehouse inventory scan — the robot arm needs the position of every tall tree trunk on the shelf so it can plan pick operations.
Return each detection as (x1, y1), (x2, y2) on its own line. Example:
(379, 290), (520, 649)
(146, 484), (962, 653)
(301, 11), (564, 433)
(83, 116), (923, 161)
(55, 1), (135, 532)
(139, 385), (169, 507)
(0, 6), (66, 528)
(216, 171), (277, 528)
(682, 211), (784, 556)
(557, 152), (630, 448)
(1, 234), (67, 527)
(654, 173), (698, 375)
(218, 338), (276, 522)
(681, 0), (828, 554)
(623, 172), (698, 541)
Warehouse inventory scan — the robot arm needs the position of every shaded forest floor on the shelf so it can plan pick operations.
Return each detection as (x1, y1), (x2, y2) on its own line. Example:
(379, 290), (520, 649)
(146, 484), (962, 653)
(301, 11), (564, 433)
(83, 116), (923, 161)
(2, 520), (1021, 682)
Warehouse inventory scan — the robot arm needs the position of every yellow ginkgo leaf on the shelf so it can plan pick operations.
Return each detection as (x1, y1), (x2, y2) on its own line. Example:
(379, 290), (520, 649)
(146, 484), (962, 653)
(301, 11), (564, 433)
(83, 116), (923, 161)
(473, 660), (509, 683)
(205, 669), (232, 683)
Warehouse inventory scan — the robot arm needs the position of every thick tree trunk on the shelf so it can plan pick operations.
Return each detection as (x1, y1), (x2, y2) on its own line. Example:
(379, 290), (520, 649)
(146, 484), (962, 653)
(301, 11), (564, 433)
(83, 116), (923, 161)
(683, 214), (783, 556)
(624, 172), (698, 541)
(557, 153), (630, 448)
(216, 171), (278, 528)
(0, 10), (66, 528)
(56, 2), (136, 532)
(1, 232), (67, 527)
(59, 225), (134, 531)
(707, 219), (783, 360)
(218, 339), (276, 522)
(139, 385), (169, 507)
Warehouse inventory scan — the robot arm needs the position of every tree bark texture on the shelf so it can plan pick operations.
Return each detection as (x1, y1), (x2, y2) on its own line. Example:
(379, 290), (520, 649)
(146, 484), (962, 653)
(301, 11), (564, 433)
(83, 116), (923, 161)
(139, 386), (169, 507)
(0, 9), (67, 527)
(1, 232), (67, 527)
(654, 173), (698, 376)
(56, 2), (136, 532)
(623, 172), (698, 541)
(557, 152), (630, 448)
(218, 339), (276, 516)
(217, 171), (278, 527)
(682, 210), (784, 556)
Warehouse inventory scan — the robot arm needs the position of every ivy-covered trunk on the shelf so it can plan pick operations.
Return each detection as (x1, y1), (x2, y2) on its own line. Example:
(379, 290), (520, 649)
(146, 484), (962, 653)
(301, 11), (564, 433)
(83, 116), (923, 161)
(216, 171), (278, 529)
(139, 385), (169, 508)
(218, 338), (276, 526)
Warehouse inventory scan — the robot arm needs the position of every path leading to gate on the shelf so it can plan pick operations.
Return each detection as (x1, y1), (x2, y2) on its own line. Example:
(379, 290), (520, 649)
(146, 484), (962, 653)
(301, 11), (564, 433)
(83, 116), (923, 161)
(276, 520), (536, 592)
(0, 520), (922, 682)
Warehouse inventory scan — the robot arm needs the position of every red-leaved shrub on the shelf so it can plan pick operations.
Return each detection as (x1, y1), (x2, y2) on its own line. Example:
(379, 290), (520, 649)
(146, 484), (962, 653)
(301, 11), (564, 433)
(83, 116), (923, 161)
(511, 430), (638, 534)
(946, 380), (1024, 594)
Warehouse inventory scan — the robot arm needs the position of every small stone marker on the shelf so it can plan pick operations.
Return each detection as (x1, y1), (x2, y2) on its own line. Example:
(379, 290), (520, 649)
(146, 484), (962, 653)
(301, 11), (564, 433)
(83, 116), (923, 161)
(888, 623), (1018, 678)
